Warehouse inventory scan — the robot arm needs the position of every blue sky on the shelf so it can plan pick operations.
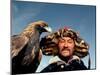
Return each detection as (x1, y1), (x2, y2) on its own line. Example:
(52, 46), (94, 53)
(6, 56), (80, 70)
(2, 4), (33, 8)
(12, 0), (96, 72)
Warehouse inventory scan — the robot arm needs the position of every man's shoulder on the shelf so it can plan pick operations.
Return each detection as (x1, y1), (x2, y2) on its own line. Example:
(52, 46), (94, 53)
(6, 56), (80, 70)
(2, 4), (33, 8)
(40, 62), (58, 72)
(69, 59), (88, 70)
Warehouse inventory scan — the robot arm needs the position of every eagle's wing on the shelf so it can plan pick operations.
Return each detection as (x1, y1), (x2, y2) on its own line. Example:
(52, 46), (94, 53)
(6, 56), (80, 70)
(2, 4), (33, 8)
(11, 35), (29, 58)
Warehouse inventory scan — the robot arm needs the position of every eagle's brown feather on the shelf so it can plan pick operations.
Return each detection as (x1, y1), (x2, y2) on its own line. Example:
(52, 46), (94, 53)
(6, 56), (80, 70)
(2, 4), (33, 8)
(12, 21), (51, 74)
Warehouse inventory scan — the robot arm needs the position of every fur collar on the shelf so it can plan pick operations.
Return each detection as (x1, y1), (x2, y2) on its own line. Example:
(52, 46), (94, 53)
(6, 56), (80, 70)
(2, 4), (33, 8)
(49, 55), (80, 64)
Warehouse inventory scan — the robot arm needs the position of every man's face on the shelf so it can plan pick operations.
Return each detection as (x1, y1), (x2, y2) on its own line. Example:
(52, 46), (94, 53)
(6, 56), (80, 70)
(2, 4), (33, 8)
(58, 37), (75, 57)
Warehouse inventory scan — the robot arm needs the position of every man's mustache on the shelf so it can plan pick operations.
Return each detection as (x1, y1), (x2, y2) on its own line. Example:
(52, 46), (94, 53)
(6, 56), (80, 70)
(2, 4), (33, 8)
(62, 47), (70, 51)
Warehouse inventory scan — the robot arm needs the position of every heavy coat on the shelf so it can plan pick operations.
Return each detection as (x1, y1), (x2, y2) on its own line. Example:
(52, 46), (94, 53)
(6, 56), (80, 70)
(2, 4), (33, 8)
(41, 56), (88, 72)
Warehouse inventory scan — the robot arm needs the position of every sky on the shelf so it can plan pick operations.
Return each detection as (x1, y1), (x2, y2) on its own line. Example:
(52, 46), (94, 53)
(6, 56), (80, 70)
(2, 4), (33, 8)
(11, 0), (96, 72)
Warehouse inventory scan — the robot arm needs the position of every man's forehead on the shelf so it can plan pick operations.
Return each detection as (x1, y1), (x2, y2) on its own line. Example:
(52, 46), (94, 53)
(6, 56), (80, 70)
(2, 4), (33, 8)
(59, 37), (73, 41)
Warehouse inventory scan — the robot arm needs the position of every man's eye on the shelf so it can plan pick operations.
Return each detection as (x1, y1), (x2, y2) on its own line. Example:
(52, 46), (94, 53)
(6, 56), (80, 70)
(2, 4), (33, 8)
(68, 40), (73, 43)
(59, 40), (65, 43)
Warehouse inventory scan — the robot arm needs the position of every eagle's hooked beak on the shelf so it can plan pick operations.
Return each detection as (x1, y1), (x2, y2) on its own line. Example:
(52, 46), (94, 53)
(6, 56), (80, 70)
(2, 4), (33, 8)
(44, 26), (52, 33)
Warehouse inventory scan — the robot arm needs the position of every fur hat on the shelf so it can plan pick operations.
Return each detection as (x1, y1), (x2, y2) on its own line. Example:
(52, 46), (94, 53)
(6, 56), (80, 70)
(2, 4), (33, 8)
(40, 27), (89, 58)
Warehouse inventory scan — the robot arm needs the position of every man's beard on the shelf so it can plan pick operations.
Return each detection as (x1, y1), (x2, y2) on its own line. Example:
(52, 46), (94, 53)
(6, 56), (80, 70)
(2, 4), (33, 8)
(58, 47), (73, 63)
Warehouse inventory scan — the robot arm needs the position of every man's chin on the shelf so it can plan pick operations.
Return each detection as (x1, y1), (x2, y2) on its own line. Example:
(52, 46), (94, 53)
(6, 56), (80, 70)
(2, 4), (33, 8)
(61, 52), (70, 57)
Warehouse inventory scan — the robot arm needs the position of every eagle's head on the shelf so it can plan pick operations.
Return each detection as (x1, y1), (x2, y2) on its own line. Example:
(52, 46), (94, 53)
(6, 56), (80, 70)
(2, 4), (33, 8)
(21, 21), (52, 38)
(34, 21), (52, 33)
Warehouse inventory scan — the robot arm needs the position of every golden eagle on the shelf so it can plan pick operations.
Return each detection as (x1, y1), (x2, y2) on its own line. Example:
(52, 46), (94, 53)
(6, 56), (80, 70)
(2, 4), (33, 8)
(11, 21), (52, 74)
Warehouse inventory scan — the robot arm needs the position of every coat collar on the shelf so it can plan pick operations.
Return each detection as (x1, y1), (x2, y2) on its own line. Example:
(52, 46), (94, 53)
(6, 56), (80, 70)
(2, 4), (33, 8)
(49, 55), (80, 64)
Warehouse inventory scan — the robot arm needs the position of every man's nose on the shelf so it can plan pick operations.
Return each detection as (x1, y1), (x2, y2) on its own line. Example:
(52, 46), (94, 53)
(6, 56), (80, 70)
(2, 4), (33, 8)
(64, 42), (68, 47)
